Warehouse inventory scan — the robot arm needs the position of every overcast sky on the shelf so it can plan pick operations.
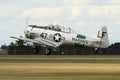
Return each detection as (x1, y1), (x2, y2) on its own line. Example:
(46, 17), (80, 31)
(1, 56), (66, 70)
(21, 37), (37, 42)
(0, 0), (120, 46)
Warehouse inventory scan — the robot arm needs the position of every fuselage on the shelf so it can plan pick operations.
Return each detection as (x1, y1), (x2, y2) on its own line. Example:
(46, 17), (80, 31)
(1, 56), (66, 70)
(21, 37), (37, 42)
(24, 25), (101, 48)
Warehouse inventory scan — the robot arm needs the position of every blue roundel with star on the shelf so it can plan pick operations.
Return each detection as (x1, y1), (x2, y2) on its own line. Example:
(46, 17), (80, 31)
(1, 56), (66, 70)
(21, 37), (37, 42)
(53, 33), (61, 42)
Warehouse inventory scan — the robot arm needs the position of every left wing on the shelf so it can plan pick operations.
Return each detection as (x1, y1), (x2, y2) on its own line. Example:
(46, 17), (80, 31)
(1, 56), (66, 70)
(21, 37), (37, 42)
(10, 36), (63, 47)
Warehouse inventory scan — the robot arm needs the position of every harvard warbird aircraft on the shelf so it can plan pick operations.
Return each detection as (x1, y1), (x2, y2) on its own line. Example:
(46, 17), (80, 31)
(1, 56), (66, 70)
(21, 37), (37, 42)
(10, 24), (109, 55)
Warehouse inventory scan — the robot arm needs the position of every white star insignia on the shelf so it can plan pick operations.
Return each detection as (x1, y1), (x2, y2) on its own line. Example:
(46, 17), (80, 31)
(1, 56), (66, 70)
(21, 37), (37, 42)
(55, 34), (60, 41)
(54, 33), (61, 42)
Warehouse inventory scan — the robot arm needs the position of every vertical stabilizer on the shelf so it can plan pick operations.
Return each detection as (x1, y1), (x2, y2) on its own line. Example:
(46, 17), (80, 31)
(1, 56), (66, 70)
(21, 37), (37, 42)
(97, 27), (109, 48)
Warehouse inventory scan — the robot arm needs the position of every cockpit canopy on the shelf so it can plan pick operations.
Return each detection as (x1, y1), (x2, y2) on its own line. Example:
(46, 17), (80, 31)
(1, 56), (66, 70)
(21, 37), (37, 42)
(28, 24), (76, 33)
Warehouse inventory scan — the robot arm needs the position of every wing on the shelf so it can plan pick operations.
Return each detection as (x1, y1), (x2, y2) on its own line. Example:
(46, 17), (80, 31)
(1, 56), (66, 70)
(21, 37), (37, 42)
(10, 36), (63, 47)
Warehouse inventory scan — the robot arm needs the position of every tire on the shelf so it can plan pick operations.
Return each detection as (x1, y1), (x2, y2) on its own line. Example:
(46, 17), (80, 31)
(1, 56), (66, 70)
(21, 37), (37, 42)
(45, 48), (51, 55)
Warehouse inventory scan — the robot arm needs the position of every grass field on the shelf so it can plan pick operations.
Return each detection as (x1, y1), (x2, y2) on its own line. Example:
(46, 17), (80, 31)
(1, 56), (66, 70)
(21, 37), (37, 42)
(0, 55), (120, 80)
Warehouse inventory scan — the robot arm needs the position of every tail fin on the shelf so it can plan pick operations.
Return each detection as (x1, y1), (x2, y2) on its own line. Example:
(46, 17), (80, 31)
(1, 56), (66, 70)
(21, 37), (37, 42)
(97, 27), (109, 48)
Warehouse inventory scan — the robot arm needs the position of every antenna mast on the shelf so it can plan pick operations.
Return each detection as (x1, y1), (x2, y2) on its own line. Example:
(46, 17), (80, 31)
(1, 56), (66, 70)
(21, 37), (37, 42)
(26, 18), (30, 26)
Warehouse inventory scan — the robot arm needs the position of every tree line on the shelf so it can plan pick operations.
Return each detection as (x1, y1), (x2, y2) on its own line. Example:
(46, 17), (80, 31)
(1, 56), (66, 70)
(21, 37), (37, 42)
(1, 40), (120, 55)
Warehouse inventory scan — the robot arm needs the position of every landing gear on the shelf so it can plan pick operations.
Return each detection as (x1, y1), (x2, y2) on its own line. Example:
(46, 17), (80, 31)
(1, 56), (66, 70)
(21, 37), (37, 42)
(95, 48), (102, 54)
(33, 46), (52, 55)
(95, 48), (98, 54)
(33, 46), (39, 54)
(45, 48), (51, 55)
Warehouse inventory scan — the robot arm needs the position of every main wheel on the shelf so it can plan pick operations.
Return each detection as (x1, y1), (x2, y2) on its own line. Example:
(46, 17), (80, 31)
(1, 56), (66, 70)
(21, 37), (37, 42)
(45, 48), (51, 55)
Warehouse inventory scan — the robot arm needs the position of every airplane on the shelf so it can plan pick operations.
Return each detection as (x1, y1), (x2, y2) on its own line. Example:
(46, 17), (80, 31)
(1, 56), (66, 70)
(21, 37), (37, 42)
(10, 24), (109, 55)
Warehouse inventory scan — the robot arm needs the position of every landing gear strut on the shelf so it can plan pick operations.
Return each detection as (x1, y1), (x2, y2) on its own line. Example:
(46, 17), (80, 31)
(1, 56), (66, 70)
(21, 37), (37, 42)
(33, 46), (39, 54)
(95, 48), (98, 54)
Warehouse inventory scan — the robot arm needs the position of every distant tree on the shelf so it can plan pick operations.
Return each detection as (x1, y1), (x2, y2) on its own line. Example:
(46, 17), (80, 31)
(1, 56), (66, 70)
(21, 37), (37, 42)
(1, 44), (8, 51)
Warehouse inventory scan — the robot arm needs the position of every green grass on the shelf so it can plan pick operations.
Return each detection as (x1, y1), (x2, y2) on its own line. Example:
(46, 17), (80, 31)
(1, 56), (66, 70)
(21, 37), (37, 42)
(0, 55), (120, 80)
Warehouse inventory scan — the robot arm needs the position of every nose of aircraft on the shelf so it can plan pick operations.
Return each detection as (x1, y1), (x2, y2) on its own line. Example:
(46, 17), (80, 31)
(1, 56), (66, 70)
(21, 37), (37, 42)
(24, 27), (31, 38)
(24, 30), (29, 38)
